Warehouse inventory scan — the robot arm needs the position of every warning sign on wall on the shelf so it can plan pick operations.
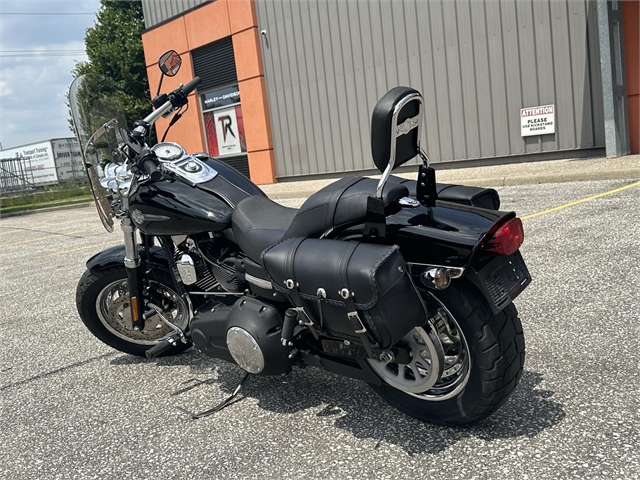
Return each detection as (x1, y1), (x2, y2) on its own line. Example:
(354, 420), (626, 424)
(521, 105), (555, 137)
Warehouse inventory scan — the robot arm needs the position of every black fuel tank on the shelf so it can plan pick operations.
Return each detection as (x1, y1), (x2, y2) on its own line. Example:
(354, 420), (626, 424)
(199, 157), (266, 207)
(129, 156), (265, 236)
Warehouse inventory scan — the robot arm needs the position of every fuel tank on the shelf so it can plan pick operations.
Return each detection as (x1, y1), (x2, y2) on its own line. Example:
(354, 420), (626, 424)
(129, 156), (265, 236)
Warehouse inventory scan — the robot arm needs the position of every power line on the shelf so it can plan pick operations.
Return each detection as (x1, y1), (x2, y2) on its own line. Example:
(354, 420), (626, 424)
(0, 54), (88, 57)
(1, 50), (86, 53)
(0, 50), (88, 58)
(0, 13), (95, 15)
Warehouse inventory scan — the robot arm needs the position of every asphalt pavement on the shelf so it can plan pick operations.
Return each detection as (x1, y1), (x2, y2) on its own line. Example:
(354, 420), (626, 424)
(0, 177), (639, 479)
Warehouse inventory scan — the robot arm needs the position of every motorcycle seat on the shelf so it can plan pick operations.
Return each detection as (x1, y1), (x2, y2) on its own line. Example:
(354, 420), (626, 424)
(231, 177), (408, 262)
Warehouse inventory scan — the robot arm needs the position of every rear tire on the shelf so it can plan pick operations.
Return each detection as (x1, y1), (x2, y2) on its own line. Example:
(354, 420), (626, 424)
(370, 282), (525, 426)
(76, 266), (191, 357)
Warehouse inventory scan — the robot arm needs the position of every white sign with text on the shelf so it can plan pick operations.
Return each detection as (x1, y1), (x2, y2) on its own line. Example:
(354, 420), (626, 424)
(213, 107), (242, 156)
(0, 141), (58, 185)
(521, 105), (555, 137)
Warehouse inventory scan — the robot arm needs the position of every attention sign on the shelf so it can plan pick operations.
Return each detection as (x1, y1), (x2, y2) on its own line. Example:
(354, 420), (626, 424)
(521, 104), (555, 137)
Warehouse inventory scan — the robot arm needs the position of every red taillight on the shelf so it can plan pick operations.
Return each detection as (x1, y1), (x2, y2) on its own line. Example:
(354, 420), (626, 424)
(482, 218), (524, 256)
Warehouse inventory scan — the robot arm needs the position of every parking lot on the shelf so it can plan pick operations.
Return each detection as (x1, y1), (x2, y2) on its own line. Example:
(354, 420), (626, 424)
(1, 178), (638, 479)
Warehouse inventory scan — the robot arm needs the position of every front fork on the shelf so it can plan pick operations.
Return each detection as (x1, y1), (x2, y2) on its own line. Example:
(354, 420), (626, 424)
(121, 213), (146, 331)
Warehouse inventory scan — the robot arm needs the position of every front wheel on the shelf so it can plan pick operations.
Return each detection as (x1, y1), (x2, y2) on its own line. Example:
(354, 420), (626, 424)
(368, 282), (525, 426)
(76, 266), (191, 357)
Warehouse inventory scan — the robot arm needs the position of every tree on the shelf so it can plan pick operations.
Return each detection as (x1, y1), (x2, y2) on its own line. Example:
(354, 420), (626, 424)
(72, 0), (149, 128)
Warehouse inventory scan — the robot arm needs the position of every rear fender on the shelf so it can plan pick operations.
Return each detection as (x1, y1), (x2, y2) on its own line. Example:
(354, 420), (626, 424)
(383, 202), (530, 314)
(385, 201), (514, 267)
(332, 201), (528, 314)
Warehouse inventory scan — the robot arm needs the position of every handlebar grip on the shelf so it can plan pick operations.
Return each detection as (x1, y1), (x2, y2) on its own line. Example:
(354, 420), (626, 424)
(182, 76), (201, 96)
(141, 158), (162, 181)
(145, 338), (174, 360)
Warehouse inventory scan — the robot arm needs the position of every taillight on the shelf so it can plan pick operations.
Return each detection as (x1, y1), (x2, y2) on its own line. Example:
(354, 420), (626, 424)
(481, 217), (524, 256)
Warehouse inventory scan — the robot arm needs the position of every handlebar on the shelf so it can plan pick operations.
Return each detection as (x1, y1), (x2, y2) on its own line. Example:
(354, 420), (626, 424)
(135, 76), (201, 135)
(140, 158), (162, 181)
(182, 77), (201, 96)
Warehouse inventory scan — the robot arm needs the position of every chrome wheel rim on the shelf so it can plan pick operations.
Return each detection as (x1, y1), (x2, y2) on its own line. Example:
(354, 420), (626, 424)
(96, 279), (188, 345)
(367, 294), (471, 401)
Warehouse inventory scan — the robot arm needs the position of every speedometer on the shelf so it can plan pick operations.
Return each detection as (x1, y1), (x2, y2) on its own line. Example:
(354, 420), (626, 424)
(151, 142), (185, 161)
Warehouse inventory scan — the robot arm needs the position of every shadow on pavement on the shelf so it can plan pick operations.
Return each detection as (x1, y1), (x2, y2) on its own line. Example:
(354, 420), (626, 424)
(115, 350), (565, 455)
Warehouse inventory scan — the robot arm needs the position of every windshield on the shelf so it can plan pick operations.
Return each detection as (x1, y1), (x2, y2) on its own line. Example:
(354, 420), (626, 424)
(69, 74), (129, 232)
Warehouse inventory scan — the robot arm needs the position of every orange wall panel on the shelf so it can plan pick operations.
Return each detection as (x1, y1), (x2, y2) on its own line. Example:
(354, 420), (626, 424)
(622, 1), (639, 96)
(248, 150), (276, 184)
(623, 1), (639, 153)
(184, 0), (231, 50)
(238, 76), (273, 152)
(232, 28), (263, 81)
(152, 96), (205, 153)
(146, 55), (205, 154)
(228, 0), (257, 34)
(141, 0), (277, 182)
(142, 18), (188, 67)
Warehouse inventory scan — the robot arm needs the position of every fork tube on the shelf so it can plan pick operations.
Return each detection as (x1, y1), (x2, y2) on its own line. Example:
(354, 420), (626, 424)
(121, 211), (145, 331)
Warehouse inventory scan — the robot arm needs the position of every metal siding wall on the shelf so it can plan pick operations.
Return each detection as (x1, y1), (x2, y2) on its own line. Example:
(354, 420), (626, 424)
(141, 0), (210, 28)
(256, 0), (605, 178)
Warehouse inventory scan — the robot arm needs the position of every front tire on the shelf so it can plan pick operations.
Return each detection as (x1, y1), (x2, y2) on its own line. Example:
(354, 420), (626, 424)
(370, 282), (525, 426)
(76, 266), (191, 357)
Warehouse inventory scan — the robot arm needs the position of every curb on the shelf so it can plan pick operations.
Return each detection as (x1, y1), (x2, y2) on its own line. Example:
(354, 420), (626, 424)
(263, 169), (640, 200)
(0, 202), (94, 219)
(2, 169), (638, 216)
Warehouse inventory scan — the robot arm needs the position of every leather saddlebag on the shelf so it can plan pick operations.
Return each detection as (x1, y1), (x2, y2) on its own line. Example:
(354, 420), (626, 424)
(261, 237), (426, 349)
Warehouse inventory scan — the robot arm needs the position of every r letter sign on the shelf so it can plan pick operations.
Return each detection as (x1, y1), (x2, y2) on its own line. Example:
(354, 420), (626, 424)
(521, 105), (555, 137)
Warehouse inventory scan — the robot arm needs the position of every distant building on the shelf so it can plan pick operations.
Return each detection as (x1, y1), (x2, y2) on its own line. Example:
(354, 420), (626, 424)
(140, 0), (638, 184)
(0, 138), (85, 192)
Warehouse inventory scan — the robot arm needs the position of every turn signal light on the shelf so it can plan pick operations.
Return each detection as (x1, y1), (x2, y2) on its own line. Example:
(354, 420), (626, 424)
(482, 218), (524, 256)
(421, 267), (452, 290)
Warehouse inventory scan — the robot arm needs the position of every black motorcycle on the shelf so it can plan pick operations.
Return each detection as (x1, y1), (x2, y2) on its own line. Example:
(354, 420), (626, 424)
(69, 50), (530, 426)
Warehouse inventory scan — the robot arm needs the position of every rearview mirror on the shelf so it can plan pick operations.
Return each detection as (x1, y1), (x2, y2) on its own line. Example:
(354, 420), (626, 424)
(158, 50), (182, 77)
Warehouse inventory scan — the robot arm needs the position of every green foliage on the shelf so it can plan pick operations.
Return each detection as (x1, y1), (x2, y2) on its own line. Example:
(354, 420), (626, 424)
(0, 182), (92, 213)
(73, 0), (149, 128)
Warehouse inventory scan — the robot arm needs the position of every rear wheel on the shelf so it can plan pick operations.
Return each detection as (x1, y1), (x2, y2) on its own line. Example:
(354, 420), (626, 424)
(76, 266), (191, 357)
(369, 282), (525, 426)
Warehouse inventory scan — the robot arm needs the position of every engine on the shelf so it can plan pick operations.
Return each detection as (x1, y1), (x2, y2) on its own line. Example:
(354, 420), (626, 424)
(190, 296), (292, 375)
(173, 235), (244, 293)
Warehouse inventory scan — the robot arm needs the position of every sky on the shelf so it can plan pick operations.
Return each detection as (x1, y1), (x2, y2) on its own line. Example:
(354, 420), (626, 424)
(0, 0), (101, 149)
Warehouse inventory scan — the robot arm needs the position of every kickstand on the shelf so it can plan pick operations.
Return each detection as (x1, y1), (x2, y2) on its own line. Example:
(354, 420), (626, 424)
(173, 372), (251, 420)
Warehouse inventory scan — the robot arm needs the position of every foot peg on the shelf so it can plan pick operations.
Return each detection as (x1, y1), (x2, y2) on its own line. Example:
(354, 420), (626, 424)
(145, 333), (181, 359)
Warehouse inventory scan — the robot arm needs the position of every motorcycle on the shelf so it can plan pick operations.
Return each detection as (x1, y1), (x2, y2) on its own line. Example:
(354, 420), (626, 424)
(69, 50), (530, 426)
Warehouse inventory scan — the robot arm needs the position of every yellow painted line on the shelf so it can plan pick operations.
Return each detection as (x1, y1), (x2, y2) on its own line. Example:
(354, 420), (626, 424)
(521, 180), (640, 221)
(34, 240), (121, 259)
(0, 229), (99, 247)
(0, 218), (95, 235)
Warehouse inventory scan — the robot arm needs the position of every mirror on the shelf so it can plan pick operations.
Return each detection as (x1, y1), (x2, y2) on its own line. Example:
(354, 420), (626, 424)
(158, 50), (182, 77)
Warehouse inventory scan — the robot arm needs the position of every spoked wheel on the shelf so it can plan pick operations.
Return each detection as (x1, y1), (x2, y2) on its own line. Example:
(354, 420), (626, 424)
(77, 266), (191, 357)
(369, 282), (525, 426)
(367, 307), (471, 400)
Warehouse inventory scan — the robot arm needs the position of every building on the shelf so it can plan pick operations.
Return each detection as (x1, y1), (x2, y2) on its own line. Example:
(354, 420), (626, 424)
(0, 138), (85, 192)
(140, 0), (638, 185)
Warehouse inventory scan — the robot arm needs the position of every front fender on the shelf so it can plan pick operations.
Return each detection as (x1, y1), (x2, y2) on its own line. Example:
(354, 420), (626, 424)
(85, 244), (170, 272)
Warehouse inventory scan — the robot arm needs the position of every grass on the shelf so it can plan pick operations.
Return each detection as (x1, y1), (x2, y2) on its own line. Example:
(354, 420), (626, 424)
(0, 182), (93, 215)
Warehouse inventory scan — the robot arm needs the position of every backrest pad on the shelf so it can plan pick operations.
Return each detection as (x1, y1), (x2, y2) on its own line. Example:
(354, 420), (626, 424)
(370, 86), (423, 173)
